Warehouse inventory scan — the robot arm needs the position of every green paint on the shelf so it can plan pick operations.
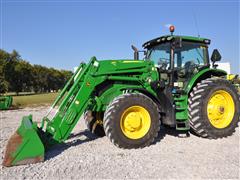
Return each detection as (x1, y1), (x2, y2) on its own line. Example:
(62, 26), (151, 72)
(12, 115), (44, 165)
(0, 96), (12, 110)
(185, 68), (227, 94)
(175, 95), (188, 120)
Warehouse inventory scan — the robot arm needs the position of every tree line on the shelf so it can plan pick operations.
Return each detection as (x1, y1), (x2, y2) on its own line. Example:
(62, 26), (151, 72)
(0, 49), (73, 94)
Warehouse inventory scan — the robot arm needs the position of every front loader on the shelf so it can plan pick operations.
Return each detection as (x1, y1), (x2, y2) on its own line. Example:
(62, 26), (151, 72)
(3, 26), (240, 167)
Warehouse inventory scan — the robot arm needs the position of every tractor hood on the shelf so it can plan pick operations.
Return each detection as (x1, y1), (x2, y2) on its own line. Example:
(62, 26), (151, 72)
(95, 59), (154, 76)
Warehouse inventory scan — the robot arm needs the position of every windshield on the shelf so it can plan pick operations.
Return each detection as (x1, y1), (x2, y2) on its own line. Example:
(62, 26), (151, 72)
(146, 41), (209, 68)
(174, 42), (208, 68)
(146, 43), (170, 68)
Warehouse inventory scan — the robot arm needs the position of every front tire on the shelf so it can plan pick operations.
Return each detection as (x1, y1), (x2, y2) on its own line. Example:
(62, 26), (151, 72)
(103, 93), (160, 149)
(188, 78), (240, 138)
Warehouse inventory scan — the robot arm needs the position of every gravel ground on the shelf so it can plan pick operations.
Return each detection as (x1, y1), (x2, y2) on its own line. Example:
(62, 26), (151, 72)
(0, 107), (239, 179)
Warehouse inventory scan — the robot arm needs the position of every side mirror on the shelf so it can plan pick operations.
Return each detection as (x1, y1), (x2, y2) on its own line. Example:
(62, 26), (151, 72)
(211, 49), (221, 62)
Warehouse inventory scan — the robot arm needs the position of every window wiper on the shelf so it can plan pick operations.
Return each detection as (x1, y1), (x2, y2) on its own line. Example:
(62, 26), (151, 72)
(148, 50), (153, 58)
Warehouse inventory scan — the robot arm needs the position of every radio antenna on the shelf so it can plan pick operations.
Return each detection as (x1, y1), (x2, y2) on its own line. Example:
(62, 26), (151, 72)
(193, 12), (200, 37)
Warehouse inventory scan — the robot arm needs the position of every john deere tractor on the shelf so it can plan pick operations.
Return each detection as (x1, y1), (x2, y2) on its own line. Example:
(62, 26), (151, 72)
(3, 26), (239, 167)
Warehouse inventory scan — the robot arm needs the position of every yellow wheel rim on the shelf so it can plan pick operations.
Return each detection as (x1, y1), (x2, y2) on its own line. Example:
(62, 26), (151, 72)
(120, 106), (151, 139)
(207, 90), (235, 129)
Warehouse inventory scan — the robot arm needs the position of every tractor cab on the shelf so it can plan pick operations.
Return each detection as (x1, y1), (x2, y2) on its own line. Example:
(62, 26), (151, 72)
(142, 26), (219, 90)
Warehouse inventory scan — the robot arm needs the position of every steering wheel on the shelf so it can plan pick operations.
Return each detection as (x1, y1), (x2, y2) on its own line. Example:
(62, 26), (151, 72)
(185, 61), (197, 71)
(178, 61), (197, 78)
(158, 58), (170, 70)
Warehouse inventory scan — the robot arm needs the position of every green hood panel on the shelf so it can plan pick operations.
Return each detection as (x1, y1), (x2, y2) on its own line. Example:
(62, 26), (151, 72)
(95, 59), (154, 75)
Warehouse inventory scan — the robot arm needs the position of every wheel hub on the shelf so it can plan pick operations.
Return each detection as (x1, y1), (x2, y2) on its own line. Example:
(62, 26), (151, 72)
(120, 106), (151, 139)
(207, 90), (235, 129)
(218, 106), (224, 113)
(124, 112), (142, 131)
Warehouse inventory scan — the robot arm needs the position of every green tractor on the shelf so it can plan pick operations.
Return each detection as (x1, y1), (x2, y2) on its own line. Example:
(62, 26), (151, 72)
(3, 26), (239, 167)
(0, 96), (13, 110)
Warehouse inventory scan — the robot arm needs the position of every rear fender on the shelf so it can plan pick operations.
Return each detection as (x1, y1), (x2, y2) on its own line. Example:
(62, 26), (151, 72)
(185, 68), (227, 94)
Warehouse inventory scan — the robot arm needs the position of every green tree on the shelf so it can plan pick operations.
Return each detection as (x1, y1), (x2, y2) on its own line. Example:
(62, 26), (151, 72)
(2, 50), (20, 92)
(0, 49), (73, 94)
(13, 60), (34, 93)
(0, 50), (11, 93)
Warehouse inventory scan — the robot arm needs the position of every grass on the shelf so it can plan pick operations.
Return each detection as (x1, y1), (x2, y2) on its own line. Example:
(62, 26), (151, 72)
(6, 92), (36, 96)
(12, 92), (59, 107)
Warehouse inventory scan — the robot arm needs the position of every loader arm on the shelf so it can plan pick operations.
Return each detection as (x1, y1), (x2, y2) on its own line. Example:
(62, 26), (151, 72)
(42, 57), (106, 143)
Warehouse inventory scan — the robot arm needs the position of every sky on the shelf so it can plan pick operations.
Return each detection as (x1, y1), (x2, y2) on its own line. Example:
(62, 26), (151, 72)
(1, 0), (239, 74)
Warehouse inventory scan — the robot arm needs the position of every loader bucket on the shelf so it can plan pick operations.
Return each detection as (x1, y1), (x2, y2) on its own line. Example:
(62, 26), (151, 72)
(2, 115), (45, 167)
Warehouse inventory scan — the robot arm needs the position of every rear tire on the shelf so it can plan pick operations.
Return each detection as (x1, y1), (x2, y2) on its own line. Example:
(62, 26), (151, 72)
(188, 78), (240, 138)
(103, 93), (160, 149)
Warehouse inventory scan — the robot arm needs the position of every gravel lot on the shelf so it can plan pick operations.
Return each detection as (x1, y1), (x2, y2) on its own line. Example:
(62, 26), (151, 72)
(0, 107), (239, 179)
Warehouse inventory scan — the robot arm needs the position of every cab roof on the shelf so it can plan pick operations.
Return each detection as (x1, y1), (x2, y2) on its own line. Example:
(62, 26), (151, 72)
(142, 35), (211, 49)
